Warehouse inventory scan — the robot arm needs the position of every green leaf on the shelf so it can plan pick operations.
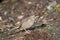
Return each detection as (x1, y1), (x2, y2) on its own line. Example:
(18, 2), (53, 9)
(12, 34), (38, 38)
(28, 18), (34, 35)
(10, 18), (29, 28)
(46, 25), (53, 31)
(56, 7), (60, 12)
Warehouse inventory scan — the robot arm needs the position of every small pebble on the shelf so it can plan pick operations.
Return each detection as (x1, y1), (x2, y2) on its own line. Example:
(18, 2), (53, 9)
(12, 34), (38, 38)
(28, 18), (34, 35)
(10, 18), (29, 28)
(42, 19), (48, 24)
(4, 11), (8, 15)
(9, 17), (15, 22)
(0, 16), (2, 20)
(2, 38), (4, 40)
(28, 2), (32, 4)
(15, 21), (21, 27)
(17, 15), (24, 20)
(15, 21), (20, 25)
(36, 4), (40, 7)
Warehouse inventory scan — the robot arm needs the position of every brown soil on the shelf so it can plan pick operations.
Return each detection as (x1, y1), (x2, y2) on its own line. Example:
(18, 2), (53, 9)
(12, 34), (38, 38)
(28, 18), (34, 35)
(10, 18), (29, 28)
(0, 0), (60, 40)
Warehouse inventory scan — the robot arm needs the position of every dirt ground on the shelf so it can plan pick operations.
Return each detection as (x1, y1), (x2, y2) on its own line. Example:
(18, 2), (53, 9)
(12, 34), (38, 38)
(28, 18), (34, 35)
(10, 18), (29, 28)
(0, 0), (60, 40)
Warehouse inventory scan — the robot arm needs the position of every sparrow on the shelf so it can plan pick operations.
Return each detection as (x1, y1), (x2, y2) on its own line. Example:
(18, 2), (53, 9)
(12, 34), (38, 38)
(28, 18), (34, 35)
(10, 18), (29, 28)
(20, 15), (38, 33)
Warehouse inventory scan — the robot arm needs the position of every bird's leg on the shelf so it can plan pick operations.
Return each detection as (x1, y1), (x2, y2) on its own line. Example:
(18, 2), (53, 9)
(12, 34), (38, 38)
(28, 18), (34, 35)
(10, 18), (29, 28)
(24, 29), (31, 34)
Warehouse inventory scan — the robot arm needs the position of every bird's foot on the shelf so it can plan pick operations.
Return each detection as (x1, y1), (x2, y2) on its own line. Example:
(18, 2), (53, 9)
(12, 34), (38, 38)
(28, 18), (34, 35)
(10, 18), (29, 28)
(25, 30), (31, 34)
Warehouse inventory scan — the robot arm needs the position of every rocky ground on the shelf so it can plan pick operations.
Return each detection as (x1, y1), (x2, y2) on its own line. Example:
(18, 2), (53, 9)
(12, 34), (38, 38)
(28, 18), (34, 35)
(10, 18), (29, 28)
(0, 0), (60, 40)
